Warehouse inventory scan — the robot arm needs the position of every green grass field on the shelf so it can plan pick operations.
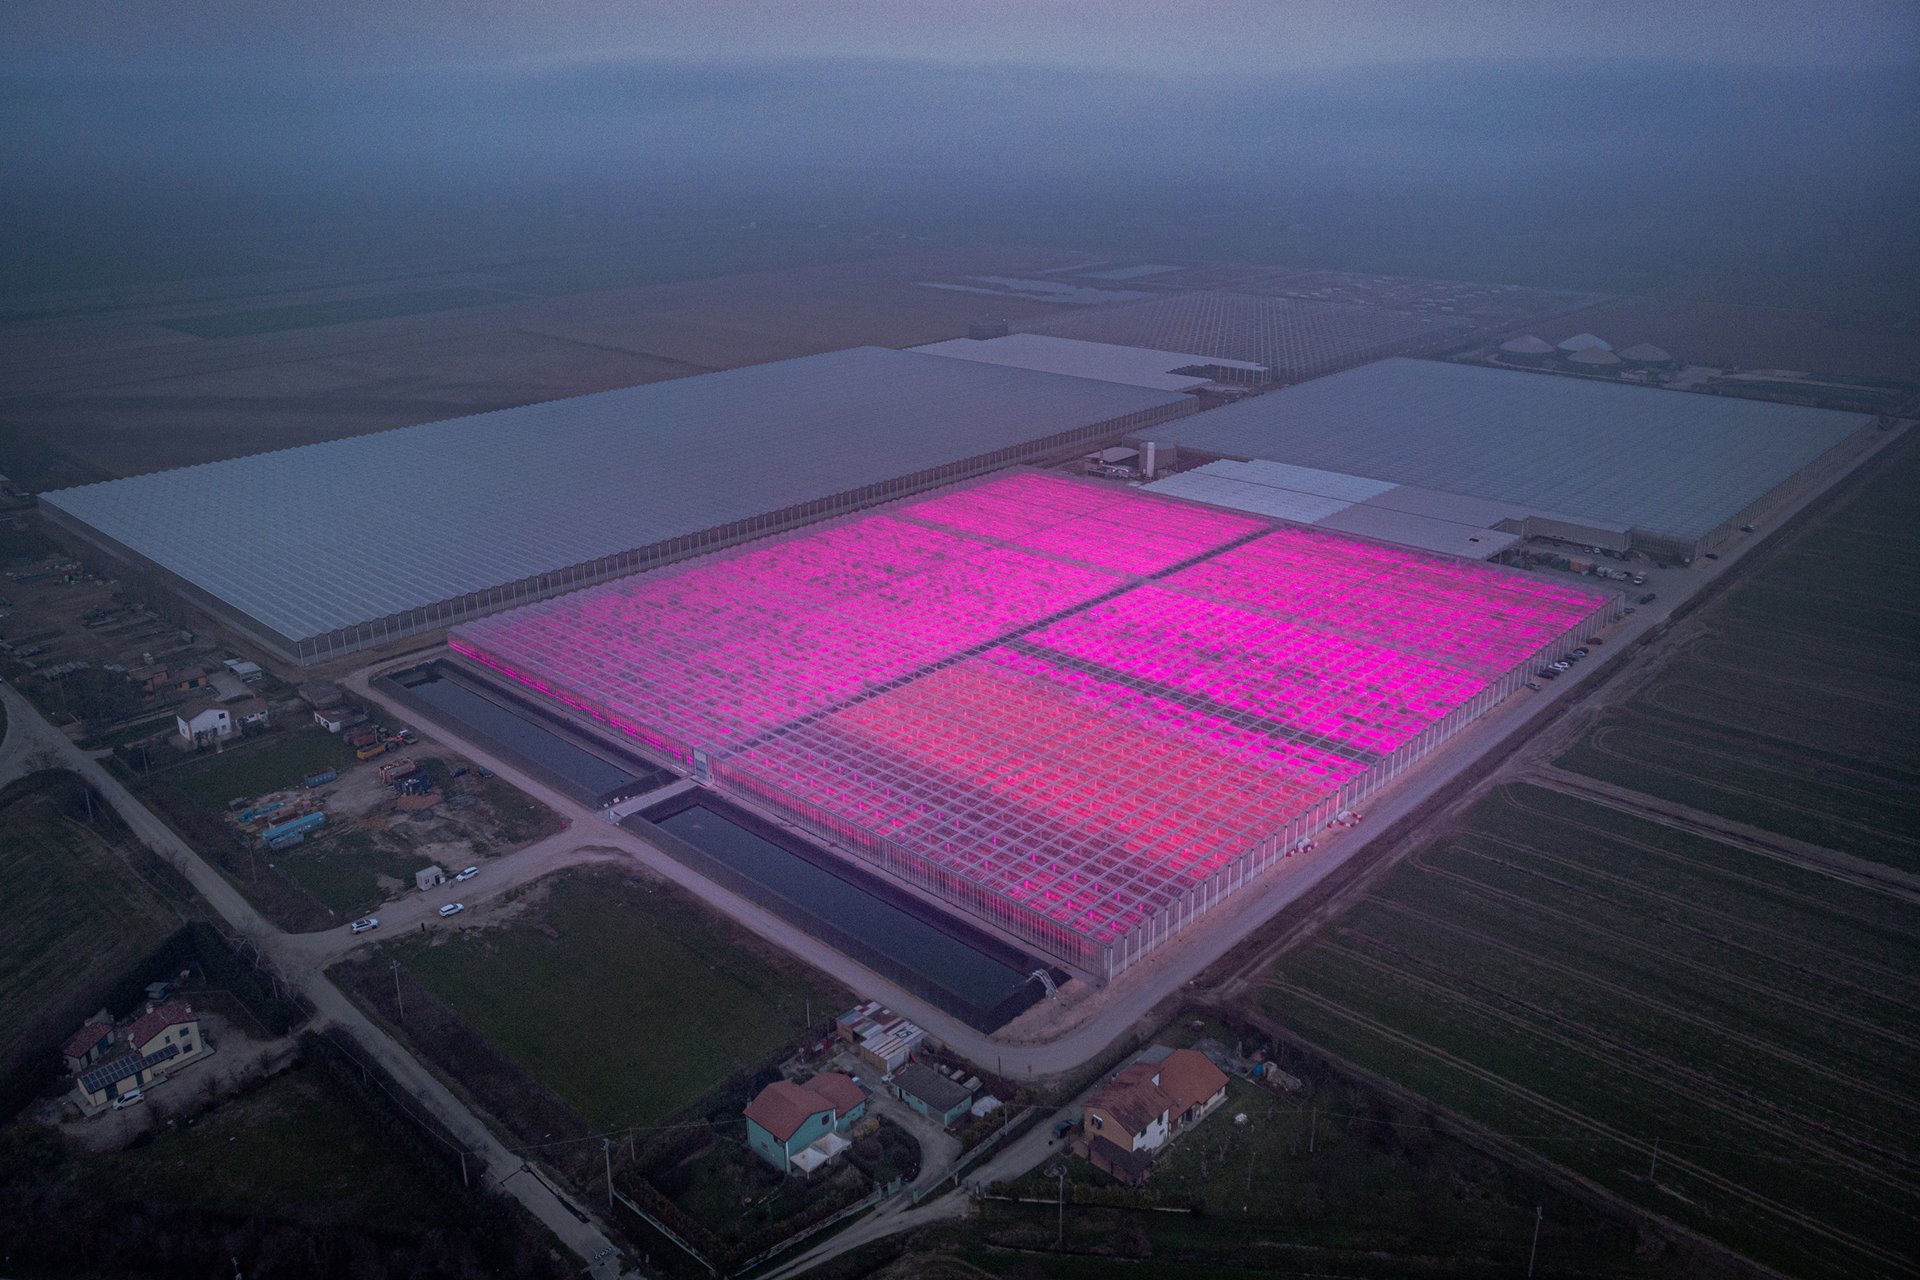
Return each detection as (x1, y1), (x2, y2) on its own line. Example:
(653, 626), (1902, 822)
(167, 728), (358, 811)
(0, 788), (183, 1077)
(1260, 782), (1920, 1280)
(388, 867), (849, 1131)
(64, 1066), (460, 1230)
(1556, 436), (1920, 872)
(271, 829), (435, 918)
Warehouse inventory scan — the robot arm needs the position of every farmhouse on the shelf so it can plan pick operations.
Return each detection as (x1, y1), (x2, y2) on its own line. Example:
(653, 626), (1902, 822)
(744, 1074), (867, 1174)
(1081, 1047), (1230, 1184)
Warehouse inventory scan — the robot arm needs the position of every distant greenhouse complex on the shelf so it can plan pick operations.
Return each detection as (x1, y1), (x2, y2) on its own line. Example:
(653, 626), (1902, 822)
(36, 338), (1881, 984)
(452, 471), (1614, 978)
(1138, 358), (1873, 560)
(40, 347), (1193, 664)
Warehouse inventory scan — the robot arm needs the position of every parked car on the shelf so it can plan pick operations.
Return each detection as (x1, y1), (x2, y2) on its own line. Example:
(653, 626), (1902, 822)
(1052, 1119), (1075, 1139)
(1525, 681), (1541, 691)
(1571, 647), (1589, 657)
(1639, 592), (1657, 604)
(438, 903), (465, 918)
(111, 1089), (145, 1109)
(350, 916), (380, 934)
(1537, 669), (1560, 680)
(477, 768), (494, 779)
(455, 865), (480, 882)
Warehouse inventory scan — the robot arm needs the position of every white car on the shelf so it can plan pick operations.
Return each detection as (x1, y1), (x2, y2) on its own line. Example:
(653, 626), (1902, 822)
(455, 866), (480, 882)
(112, 1089), (145, 1109)
(438, 903), (465, 918)
(350, 916), (380, 934)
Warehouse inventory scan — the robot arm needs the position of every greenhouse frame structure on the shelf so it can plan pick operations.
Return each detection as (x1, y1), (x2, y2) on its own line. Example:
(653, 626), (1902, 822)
(452, 471), (1615, 979)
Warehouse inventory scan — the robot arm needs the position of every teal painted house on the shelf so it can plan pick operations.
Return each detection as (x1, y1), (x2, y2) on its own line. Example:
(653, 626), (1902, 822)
(744, 1073), (868, 1174)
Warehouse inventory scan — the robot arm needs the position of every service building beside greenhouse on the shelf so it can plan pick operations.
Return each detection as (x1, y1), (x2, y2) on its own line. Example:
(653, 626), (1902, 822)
(1136, 358), (1876, 561)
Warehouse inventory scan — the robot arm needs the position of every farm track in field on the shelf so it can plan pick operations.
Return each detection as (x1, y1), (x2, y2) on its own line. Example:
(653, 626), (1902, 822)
(1261, 979), (1919, 1278)
(1528, 768), (1920, 899)
(1500, 783), (1920, 947)
(1357, 895), (1920, 1120)
(1309, 935), (1920, 1195)
(1402, 846), (1920, 1054)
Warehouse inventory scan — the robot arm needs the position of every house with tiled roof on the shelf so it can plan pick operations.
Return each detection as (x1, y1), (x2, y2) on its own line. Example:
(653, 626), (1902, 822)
(744, 1074), (866, 1174)
(1157, 1048), (1229, 1131)
(1081, 1046), (1232, 1185)
(126, 1001), (205, 1067)
(61, 1021), (115, 1073)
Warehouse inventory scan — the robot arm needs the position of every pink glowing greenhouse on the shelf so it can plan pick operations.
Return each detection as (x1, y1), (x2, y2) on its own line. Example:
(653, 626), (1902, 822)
(452, 470), (1614, 978)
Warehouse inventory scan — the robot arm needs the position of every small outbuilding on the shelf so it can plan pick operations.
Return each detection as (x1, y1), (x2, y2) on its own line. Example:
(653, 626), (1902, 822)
(889, 1063), (974, 1128)
(415, 865), (448, 892)
(61, 1021), (115, 1073)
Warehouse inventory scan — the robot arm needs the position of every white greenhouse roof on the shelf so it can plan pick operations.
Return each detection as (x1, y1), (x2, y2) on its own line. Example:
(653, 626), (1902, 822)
(42, 347), (1192, 646)
(912, 333), (1266, 392)
(1146, 459), (1524, 560)
(1139, 359), (1871, 543)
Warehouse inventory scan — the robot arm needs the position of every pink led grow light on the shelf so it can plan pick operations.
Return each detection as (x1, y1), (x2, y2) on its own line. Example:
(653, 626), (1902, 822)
(452, 469), (1613, 974)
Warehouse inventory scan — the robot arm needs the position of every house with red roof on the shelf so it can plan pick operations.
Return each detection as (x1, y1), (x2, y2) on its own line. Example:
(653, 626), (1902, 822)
(744, 1073), (868, 1174)
(61, 1021), (115, 1073)
(126, 1001), (206, 1066)
(1081, 1046), (1231, 1185)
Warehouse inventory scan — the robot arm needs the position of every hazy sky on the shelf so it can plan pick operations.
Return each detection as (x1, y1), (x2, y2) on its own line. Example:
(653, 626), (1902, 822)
(6, 0), (1917, 76)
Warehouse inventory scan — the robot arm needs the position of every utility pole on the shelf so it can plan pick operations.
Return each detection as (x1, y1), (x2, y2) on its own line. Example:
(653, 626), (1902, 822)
(1309, 1107), (1316, 1154)
(603, 1138), (614, 1210)
(1648, 1137), (1660, 1181)
(391, 960), (405, 1020)
(459, 1150), (469, 1188)
(1527, 1205), (1543, 1278)
(1048, 1164), (1066, 1248)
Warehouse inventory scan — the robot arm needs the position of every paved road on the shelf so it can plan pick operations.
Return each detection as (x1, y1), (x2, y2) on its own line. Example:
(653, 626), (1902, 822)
(0, 682), (634, 1280)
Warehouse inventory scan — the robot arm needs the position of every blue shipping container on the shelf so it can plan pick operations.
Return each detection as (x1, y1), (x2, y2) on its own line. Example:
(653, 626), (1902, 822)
(260, 811), (325, 844)
(304, 769), (338, 788)
(239, 800), (285, 823)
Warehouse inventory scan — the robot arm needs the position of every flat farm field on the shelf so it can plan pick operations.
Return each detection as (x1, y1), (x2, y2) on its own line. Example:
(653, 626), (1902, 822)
(1260, 781), (1919, 1280)
(1556, 435), (1920, 873)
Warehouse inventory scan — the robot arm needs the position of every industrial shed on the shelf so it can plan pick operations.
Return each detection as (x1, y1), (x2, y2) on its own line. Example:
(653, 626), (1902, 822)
(41, 347), (1194, 664)
(452, 470), (1613, 980)
(1134, 358), (1874, 559)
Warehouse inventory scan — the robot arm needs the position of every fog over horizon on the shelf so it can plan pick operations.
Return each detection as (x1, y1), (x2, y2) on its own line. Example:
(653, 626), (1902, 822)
(3, 34), (1917, 308)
